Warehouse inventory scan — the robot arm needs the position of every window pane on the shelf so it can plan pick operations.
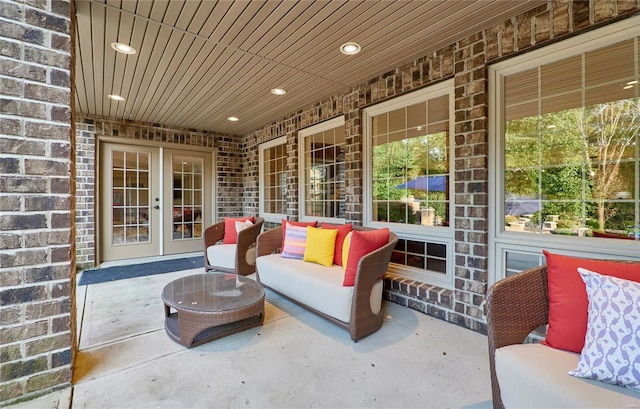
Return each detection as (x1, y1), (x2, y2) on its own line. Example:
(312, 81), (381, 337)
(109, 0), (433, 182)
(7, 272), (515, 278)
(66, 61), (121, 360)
(302, 122), (346, 219)
(261, 141), (288, 218)
(371, 94), (450, 228)
(503, 38), (639, 241)
(389, 238), (448, 275)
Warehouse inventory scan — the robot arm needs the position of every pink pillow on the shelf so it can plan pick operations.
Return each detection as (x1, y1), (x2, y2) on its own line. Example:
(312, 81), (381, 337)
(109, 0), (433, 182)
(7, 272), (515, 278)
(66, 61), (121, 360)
(223, 217), (255, 244)
(281, 219), (317, 248)
(542, 251), (640, 353)
(320, 223), (353, 266)
(343, 228), (389, 286)
(281, 224), (308, 259)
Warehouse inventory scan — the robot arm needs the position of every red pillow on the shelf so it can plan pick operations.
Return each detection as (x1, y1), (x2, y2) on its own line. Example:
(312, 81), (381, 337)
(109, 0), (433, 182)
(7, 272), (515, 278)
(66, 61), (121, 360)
(542, 250), (640, 353)
(281, 219), (317, 248)
(320, 223), (353, 266)
(223, 217), (255, 244)
(343, 228), (389, 286)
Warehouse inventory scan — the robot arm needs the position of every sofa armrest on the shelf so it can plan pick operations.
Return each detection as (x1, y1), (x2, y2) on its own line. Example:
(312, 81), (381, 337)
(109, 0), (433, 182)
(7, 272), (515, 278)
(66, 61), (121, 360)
(256, 226), (282, 258)
(349, 231), (398, 341)
(486, 265), (549, 409)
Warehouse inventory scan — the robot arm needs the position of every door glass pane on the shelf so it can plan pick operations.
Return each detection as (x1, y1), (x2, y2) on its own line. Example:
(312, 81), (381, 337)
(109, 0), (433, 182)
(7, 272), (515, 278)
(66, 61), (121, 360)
(111, 150), (151, 245)
(172, 155), (204, 240)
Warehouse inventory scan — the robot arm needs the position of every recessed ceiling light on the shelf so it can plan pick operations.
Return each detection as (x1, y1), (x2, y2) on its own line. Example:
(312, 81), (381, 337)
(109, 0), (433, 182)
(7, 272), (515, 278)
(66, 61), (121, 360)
(108, 94), (125, 101)
(627, 80), (638, 85)
(340, 42), (361, 55)
(111, 42), (136, 55)
(271, 88), (286, 95)
(227, 116), (239, 122)
(623, 85), (634, 90)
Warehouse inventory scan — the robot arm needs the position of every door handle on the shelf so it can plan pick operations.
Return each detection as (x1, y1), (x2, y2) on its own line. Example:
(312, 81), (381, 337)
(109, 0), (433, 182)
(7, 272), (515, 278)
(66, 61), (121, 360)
(154, 205), (160, 210)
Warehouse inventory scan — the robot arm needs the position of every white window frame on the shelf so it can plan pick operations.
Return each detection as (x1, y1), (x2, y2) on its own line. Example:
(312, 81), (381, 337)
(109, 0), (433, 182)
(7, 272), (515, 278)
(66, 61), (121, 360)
(363, 80), (455, 289)
(488, 15), (640, 285)
(298, 116), (346, 224)
(259, 136), (287, 224)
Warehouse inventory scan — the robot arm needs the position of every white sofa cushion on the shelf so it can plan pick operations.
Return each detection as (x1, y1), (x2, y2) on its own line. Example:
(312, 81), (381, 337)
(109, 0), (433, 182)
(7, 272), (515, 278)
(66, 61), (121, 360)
(495, 343), (640, 408)
(206, 244), (236, 270)
(257, 254), (354, 323)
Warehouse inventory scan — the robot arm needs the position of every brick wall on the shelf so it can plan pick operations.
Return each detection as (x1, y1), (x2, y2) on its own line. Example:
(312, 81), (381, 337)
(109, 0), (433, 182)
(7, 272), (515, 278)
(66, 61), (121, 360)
(0, 0), (73, 404)
(242, 0), (639, 334)
(74, 120), (95, 270)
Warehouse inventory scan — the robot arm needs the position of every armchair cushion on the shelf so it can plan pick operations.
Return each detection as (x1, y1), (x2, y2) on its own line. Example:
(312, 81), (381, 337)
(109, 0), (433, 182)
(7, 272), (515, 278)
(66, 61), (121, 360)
(223, 216), (255, 244)
(542, 251), (640, 353)
(206, 244), (236, 270)
(495, 343), (639, 408)
(569, 268), (640, 392)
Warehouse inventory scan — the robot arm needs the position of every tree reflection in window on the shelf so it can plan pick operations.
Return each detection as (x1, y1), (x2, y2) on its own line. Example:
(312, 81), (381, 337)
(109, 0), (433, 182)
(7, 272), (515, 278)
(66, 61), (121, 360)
(503, 39), (639, 239)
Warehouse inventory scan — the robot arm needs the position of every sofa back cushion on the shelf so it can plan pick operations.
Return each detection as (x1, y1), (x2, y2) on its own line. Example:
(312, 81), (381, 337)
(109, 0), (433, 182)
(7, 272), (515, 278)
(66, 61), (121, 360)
(304, 226), (338, 267)
(542, 251), (640, 353)
(281, 219), (317, 249)
(320, 223), (353, 266)
(343, 228), (389, 286)
(281, 224), (308, 259)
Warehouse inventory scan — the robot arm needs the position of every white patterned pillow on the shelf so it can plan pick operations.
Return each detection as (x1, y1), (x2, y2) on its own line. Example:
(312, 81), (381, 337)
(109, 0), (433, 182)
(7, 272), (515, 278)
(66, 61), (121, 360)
(569, 268), (640, 392)
(235, 219), (253, 234)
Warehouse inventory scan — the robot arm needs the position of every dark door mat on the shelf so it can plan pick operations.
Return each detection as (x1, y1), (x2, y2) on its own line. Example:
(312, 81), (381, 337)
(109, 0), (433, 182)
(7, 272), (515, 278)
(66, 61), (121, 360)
(78, 256), (204, 285)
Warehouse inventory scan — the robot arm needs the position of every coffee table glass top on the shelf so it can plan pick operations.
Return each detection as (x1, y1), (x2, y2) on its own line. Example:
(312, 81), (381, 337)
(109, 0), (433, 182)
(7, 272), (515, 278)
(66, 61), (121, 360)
(162, 273), (264, 312)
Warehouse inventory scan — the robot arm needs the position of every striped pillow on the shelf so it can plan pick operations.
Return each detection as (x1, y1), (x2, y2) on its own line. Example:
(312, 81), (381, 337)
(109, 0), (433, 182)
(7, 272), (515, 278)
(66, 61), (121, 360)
(281, 224), (308, 259)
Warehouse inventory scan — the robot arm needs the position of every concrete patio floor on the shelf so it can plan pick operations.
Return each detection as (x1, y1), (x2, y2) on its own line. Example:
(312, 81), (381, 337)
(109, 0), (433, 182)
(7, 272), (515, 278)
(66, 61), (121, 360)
(11, 256), (493, 409)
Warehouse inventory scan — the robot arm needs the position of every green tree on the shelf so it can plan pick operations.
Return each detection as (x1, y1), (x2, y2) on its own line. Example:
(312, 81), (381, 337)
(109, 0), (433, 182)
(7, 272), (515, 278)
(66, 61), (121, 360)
(577, 100), (640, 230)
(372, 132), (448, 224)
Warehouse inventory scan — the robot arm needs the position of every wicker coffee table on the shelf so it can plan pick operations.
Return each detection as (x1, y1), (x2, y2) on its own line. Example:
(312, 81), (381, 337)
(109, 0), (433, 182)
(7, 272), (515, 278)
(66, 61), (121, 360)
(162, 273), (265, 348)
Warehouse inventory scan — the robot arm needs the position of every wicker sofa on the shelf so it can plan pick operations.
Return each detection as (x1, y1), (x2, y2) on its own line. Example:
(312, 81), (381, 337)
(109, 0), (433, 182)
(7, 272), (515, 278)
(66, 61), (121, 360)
(486, 265), (640, 409)
(255, 225), (398, 342)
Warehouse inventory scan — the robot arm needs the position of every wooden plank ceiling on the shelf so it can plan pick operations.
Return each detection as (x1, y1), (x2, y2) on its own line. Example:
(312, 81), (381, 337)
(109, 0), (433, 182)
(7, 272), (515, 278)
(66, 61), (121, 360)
(74, 0), (547, 135)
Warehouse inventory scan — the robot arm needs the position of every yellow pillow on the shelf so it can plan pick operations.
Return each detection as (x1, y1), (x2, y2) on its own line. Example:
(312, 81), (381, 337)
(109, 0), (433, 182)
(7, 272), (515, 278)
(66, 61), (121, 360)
(303, 226), (338, 267)
(342, 231), (353, 271)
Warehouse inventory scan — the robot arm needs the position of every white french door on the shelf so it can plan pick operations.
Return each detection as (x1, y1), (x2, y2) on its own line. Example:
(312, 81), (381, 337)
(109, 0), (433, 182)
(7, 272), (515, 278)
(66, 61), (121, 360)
(162, 149), (212, 255)
(100, 142), (212, 262)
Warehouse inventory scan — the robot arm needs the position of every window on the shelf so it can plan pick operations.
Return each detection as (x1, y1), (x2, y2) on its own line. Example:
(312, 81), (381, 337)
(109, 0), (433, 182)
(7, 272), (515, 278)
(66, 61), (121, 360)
(298, 117), (346, 223)
(364, 81), (454, 288)
(259, 136), (287, 223)
(367, 85), (451, 230)
(490, 16), (640, 283)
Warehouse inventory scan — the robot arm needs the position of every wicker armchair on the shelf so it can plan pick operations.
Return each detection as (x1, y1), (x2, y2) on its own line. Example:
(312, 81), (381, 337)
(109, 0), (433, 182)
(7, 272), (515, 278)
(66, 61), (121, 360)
(486, 266), (549, 409)
(487, 260), (640, 408)
(255, 225), (398, 342)
(203, 217), (264, 276)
